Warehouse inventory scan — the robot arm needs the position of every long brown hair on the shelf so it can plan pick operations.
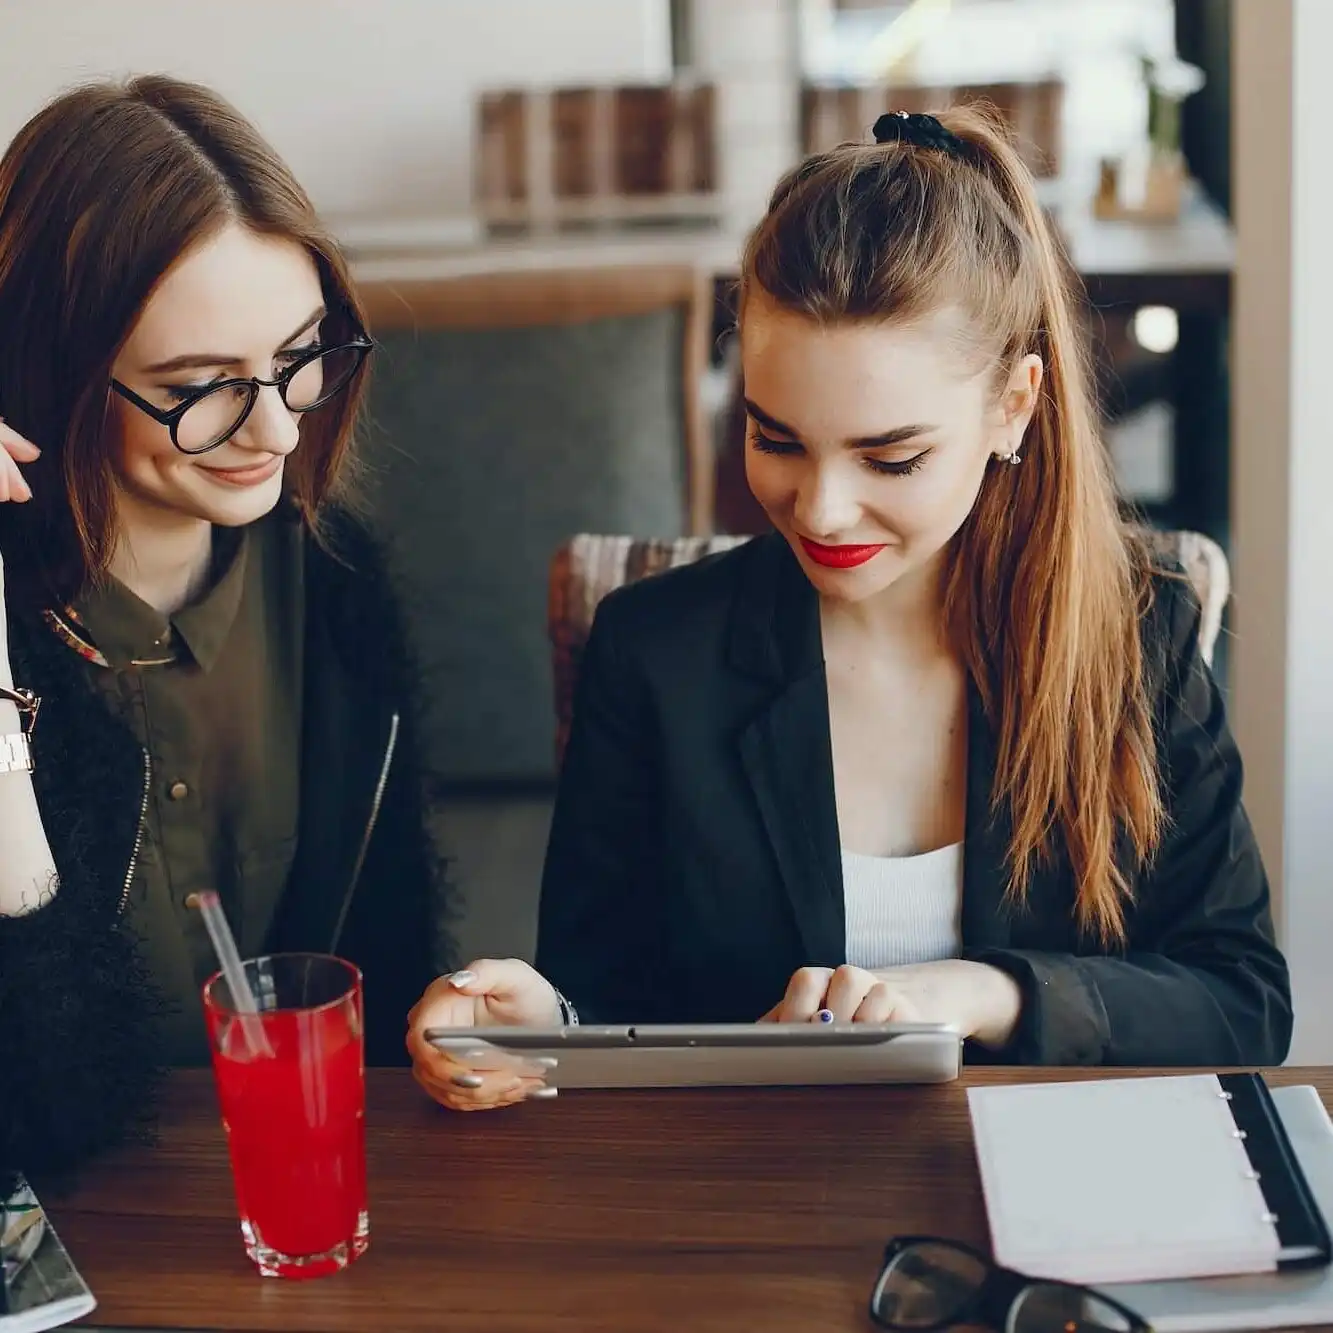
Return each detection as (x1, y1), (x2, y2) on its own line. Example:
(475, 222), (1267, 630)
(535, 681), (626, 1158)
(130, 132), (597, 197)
(0, 74), (369, 605)
(739, 106), (1162, 945)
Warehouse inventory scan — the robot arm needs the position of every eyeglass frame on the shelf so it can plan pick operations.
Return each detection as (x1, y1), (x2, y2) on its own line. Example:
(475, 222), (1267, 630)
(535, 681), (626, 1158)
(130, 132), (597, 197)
(869, 1236), (1150, 1333)
(109, 331), (374, 456)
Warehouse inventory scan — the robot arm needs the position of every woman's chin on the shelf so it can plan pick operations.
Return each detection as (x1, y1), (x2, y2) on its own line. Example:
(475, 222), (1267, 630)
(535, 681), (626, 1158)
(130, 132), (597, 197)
(186, 472), (286, 527)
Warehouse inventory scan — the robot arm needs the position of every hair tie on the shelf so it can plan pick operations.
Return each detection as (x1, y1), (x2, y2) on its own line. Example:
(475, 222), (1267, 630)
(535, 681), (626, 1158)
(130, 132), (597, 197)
(872, 111), (975, 163)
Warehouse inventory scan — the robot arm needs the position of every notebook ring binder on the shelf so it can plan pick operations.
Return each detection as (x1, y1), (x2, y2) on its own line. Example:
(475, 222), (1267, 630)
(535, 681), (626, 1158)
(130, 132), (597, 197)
(1222, 1070), (1332, 1269)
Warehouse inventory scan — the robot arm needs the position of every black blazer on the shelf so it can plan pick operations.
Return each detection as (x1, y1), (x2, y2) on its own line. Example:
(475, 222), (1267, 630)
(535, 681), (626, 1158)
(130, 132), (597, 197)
(536, 532), (1292, 1066)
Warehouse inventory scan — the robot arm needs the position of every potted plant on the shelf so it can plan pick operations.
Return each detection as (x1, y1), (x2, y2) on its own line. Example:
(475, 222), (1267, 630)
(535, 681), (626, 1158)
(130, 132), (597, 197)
(1094, 53), (1205, 222)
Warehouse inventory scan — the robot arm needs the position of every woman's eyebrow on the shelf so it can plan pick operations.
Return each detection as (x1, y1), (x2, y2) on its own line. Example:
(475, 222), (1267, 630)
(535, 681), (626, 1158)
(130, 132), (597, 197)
(141, 306), (326, 375)
(745, 397), (934, 447)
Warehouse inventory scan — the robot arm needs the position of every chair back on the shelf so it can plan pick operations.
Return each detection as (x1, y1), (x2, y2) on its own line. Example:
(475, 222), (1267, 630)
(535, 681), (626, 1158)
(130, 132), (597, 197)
(549, 533), (749, 762)
(1142, 528), (1230, 666)
(360, 266), (713, 784)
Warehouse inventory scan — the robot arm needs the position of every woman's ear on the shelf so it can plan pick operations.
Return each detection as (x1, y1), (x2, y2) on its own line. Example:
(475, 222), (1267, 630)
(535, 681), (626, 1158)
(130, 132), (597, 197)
(992, 354), (1043, 459)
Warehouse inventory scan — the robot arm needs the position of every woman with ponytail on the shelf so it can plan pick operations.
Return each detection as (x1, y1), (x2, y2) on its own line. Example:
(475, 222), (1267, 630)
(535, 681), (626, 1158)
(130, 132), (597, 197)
(408, 108), (1290, 1107)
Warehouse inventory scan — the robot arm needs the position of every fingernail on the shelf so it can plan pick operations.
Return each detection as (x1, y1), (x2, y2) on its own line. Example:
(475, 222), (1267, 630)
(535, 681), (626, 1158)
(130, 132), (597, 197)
(450, 1073), (484, 1089)
(533, 1056), (559, 1069)
(447, 969), (477, 988)
(464, 1049), (490, 1061)
(817, 1009), (834, 1023)
(526, 1085), (559, 1100)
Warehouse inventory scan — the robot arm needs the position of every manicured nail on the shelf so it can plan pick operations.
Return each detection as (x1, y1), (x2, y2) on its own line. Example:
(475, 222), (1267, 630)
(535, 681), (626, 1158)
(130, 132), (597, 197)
(526, 1085), (559, 1100)
(447, 970), (476, 988)
(817, 1009), (834, 1023)
(450, 1072), (484, 1089)
(533, 1056), (559, 1069)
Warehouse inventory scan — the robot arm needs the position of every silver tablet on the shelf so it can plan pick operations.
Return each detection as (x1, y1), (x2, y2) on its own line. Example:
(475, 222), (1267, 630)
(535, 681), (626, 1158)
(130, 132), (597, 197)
(424, 1021), (961, 1088)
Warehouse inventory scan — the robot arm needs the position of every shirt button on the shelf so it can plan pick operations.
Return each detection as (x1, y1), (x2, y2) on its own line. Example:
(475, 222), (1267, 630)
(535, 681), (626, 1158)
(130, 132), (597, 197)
(168, 780), (190, 801)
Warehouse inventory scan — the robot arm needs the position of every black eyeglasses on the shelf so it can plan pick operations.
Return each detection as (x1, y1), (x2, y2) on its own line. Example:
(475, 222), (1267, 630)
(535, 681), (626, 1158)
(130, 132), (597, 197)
(110, 333), (373, 456)
(870, 1237), (1149, 1333)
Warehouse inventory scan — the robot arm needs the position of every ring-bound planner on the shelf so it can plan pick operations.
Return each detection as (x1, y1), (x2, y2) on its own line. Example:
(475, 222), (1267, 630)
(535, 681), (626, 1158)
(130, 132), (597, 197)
(967, 1073), (1332, 1285)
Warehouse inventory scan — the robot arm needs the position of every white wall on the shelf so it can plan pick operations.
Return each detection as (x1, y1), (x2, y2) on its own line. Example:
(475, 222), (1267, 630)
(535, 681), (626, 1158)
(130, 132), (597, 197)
(1231, 0), (1333, 1062)
(0, 0), (671, 224)
(688, 0), (799, 230)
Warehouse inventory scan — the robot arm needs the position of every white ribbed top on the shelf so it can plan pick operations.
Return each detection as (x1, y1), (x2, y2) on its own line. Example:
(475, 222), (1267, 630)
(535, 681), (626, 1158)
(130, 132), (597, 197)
(842, 842), (963, 970)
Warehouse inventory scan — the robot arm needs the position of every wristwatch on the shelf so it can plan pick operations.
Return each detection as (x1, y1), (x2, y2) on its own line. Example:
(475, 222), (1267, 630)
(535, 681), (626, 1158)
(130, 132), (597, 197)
(551, 983), (580, 1027)
(0, 684), (39, 775)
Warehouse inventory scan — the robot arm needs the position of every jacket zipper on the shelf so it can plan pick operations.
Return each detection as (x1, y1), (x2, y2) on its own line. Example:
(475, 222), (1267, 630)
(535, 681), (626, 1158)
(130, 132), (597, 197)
(118, 748), (152, 916)
(329, 711), (399, 952)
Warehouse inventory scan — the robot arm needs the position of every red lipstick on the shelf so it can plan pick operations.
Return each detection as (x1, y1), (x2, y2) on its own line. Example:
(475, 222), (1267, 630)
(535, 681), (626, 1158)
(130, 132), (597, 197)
(798, 538), (887, 569)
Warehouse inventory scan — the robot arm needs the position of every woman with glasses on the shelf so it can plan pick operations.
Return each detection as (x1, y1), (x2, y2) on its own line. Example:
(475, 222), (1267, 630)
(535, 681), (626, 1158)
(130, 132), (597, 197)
(0, 76), (451, 1189)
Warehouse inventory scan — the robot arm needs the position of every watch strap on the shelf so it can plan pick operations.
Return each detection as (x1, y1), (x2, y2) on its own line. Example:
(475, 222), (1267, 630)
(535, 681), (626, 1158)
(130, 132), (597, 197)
(0, 731), (32, 774)
(551, 984), (579, 1026)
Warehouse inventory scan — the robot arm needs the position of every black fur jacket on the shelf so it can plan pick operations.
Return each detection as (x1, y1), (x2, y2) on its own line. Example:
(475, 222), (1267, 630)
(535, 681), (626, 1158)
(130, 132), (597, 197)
(0, 508), (454, 1195)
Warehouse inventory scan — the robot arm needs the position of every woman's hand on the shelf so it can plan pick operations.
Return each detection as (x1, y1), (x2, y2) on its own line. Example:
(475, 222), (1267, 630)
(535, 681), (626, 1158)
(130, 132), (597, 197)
(759, 959), (1023, 1049)
(406, 958), (564, 1112)
(0, 420), (39, 671)
(0, 419), (39, 505)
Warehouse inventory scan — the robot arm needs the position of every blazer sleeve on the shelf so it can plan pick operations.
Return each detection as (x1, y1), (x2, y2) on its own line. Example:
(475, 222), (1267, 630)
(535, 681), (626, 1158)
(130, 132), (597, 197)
(0, 863), (164, 1199)
(0, 615), (165, 1197)
(337, 709), (450, 1066)
(536, 594), (668, 1023)
(970, 579), (1293, 1067)
(322, 520), (455, 1067)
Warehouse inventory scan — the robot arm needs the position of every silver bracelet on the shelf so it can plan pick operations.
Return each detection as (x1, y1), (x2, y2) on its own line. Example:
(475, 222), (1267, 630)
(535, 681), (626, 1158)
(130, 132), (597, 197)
(0, 730), (31, 775)
(0, 685), (38, 776)
(551, 984), (579, 1026)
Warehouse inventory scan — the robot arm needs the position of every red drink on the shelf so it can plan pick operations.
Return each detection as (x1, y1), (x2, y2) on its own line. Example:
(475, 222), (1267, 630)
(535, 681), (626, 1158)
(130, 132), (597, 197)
(203, 954), (368, 1279)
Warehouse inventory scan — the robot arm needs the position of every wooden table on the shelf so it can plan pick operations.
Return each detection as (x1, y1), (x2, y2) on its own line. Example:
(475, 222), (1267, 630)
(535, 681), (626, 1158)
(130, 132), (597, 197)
(52, 1066), (1327, 1333)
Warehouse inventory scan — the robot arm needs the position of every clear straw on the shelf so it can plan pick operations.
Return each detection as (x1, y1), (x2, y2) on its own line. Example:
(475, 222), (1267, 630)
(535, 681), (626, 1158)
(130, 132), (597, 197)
(187, 891), (272, 1057)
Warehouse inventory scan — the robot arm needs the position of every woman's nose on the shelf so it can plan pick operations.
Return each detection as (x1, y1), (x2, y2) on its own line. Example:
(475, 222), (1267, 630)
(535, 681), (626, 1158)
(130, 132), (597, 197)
(793, 465), (862, 538)
(236, 383), (301, 456)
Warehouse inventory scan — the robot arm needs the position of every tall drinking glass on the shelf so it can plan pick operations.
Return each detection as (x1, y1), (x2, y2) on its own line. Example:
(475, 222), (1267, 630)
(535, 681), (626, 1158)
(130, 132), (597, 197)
(202, 953), (368, 1279)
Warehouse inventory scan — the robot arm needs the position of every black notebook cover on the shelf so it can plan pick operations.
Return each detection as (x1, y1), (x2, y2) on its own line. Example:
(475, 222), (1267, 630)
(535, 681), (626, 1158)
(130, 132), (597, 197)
(1221, 1072), (1332, 1269)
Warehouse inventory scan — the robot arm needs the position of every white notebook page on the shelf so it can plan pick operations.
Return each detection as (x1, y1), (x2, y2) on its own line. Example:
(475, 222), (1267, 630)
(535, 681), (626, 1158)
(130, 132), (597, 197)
(967, 1075), (1280, 1285)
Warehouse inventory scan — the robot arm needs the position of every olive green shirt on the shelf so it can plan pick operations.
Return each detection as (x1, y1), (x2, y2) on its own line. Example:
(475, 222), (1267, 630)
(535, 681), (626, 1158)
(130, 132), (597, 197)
(72, 516), (304, 1065)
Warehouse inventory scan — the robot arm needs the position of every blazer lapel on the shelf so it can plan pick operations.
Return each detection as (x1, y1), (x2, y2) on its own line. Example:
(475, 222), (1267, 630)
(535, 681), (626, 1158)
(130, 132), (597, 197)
(738, 675), (845, 965)
(731, 536), (845, 965)
(959, 679), (1014, 950)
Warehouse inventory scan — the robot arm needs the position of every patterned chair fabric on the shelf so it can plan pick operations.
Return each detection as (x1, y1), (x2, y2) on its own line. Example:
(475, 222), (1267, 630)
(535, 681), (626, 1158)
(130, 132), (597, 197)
(548, 534), (749, 762)
(547, 528), (1230, 765)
